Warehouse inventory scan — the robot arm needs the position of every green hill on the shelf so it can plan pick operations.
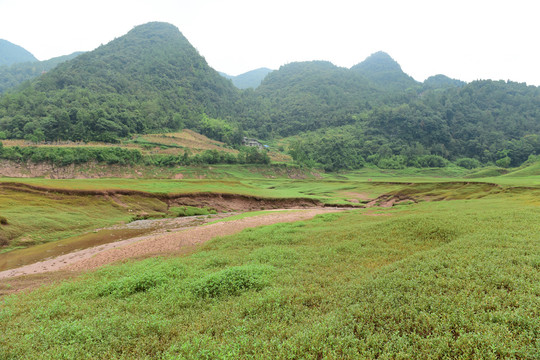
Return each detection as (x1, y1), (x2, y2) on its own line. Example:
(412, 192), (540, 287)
(276, 79), (540, 171)
(0, 39), (37, 66)
(422, 74), (466, 90)
(242, 61), (381, 137)
(0, 22), (240, 142)
(351, 51), (419, 91)
(0, 23), (538, 170)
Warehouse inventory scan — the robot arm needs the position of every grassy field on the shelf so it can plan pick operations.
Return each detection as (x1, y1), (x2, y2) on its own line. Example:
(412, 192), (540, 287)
(0, 164), (539, 359)
(0, 187), (538, 359)
(1, 162), (539, 251)
(0, 186), (168, 251)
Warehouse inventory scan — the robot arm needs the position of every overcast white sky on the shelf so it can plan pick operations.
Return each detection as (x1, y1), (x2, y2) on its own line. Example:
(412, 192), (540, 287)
(1, 0), (539, 85)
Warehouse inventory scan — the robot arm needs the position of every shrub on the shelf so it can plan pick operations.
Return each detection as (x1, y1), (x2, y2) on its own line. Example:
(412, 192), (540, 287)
(191, 265), (274, 298)
(416, 155), (447, 168)
(496, 156), (512, 168)
(377, 156), (406, 169)
(169, 206), (217, 217)
(0, 215), (8, 225)
(456, 157), (481, 169)
(96, 260), (185, 298)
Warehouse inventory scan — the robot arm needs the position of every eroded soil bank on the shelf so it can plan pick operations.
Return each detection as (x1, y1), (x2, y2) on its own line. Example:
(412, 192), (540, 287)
(0, 181), (325, 212)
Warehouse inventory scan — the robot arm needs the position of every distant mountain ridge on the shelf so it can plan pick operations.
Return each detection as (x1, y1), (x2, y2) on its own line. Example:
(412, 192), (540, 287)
(422, 74), (466, 90)
(247, 60), (382, 136)
(0, 52), (83, 94)
(0, 22), (538, 171)
(220, 68), (273, 89)
(0, 39), (38, 66)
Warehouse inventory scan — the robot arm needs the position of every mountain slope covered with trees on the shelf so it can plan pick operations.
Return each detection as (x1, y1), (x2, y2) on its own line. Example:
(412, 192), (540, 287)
(0, 22), (538, 170)
(286, 80), (540, 170)
(0, 22), (241, 142)
(350, 51), (419, 91)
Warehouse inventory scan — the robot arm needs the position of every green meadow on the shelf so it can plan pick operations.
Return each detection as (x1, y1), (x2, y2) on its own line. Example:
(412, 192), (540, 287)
(0, 164), (539, 359)
(1, 161), (539, 252)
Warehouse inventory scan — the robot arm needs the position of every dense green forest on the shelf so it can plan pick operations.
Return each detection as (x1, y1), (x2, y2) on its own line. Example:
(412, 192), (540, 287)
(350, 51), (419, 91)
(284, 80), (540, 170)
(0, 22), (539, 170)
(0, 23), (241, 143)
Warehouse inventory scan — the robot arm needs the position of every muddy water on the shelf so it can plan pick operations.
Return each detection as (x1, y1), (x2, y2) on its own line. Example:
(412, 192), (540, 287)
(0, 228), (152, 272)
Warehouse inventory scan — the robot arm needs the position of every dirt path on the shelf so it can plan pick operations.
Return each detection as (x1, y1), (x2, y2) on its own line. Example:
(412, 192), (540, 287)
(0, 208), (342, 279)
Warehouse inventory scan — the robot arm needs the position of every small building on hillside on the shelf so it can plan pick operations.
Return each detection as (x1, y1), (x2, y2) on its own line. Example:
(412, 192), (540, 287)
(242, 137), (263, 149)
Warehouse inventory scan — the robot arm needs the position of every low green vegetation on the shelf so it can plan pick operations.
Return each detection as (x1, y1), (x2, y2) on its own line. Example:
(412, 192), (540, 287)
(0, 188), (165, 249)
(0, 190), (538, 358)
(169, 206), (217, 217)
(0, 144), (270, 167)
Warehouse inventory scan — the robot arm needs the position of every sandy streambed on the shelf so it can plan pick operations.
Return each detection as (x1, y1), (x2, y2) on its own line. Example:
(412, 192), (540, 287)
(0, 208), (342, 279)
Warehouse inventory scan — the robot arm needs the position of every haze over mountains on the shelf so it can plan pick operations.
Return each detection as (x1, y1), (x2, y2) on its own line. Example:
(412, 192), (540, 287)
(220, 68), (273, 89)
(0, 52), (83, 94)
(0, 39), (38, 66)
(0, 22), (538, 170)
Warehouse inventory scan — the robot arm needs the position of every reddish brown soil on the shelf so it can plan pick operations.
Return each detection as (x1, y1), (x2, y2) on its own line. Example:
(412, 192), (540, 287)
(0, 208), (342, 280)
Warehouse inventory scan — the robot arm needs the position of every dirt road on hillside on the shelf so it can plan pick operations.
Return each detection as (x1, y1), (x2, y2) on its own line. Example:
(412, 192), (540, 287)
(0, 209), (342, 279)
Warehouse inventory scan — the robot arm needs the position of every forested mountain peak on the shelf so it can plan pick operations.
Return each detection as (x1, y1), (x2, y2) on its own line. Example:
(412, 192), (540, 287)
(0, 21), (240, 142)
(258, 61), (346, 89)
(351, 51), (419, 91)
(0, 39), (38, 66)
(423, 74), (466, 90)
(352, 51), (402, 73)
(248, 60), (381, 137)
(36, 21), (209, 92)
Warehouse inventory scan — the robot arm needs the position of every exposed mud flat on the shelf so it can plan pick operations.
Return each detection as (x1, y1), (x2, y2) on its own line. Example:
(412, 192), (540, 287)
(0, 212), (236, 273)
(0, 208), (343, 280)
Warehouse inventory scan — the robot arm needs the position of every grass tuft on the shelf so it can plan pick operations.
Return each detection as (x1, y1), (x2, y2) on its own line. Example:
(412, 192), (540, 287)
(191, 264), (274, 298)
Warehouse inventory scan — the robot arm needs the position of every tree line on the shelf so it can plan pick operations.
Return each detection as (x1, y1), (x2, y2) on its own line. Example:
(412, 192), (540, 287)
(0, 22), (538, 171)
(0, 143), (270, 167)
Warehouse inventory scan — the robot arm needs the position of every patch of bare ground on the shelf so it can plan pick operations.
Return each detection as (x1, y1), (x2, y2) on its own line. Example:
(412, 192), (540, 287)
(0, 209), (344, 296)
(66, 209), (342, 272)
(366, 194), (417, 208)
(0, 270), (81, 298)
(343, 192), (373, 202)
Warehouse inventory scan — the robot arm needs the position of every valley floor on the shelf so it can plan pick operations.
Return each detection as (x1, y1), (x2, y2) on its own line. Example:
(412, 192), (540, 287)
(0, 172), (538, 359)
